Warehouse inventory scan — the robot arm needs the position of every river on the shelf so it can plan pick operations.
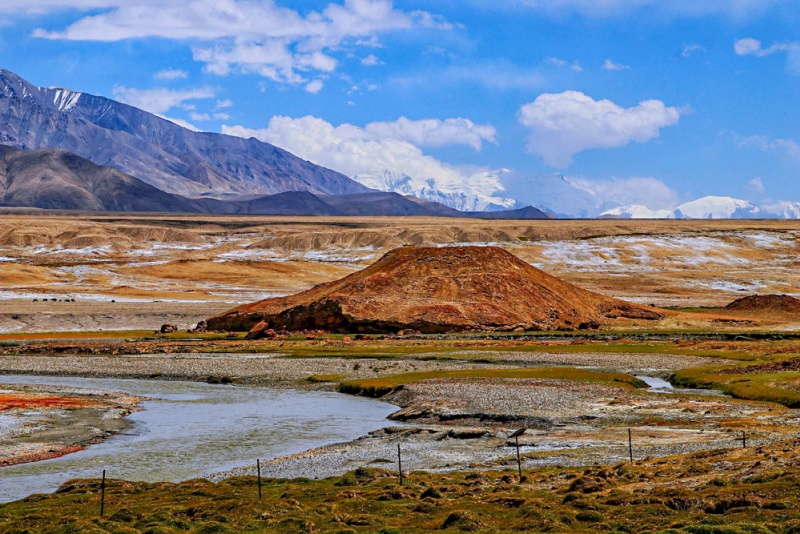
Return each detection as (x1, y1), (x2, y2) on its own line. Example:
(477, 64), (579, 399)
(0, 375), (398, 503)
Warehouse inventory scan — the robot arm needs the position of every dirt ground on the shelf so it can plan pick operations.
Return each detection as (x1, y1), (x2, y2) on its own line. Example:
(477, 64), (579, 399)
(1, 215), (799, 330)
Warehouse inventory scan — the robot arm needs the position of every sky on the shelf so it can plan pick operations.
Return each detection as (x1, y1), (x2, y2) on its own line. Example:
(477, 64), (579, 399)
(0, 0), (798, 215)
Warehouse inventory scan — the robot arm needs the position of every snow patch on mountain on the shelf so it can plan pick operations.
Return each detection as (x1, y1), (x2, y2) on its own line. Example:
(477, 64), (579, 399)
(48, 88), (82, 112)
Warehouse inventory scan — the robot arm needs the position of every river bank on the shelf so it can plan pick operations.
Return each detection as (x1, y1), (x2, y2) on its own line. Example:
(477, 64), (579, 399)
(0, 382), (141, 467)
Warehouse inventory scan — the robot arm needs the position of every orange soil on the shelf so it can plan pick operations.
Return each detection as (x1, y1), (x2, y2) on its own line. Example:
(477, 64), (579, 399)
(0, 393), (99, 411)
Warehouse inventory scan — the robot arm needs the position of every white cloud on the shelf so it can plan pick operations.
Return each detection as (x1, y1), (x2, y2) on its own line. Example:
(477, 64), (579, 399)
(517, 91), (682, 167)
(747, 177), (766, 194)
(221, 115), (512, 210)
(32, 0), (449, 86)
(190, 112), (211, 121)
(304, 79), (325, 93)
(545, 57), (582, 72)
(681, 43), (706, 57)
(734, 37), (800, 73)
(213, 112), (231, 120)
(364, 117), (497, 151)
(215, 99), (233, 109)
(734, 134), (800, 163)
(111, 85), (216, 114)
(602, 58), (629, 71)
(568, 176), (680, 210)
(361, 54), (384, 66)
(153, 68), (188, 80)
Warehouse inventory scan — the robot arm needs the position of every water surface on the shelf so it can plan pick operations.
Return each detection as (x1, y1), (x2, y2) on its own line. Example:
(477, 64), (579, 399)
(0, 375), (397, 502)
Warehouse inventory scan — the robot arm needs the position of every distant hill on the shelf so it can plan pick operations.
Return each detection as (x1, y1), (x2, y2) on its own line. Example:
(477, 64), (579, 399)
(208, 245), (665, 334)
(0, 145), (198, 212)
(0, 68), (370, 199)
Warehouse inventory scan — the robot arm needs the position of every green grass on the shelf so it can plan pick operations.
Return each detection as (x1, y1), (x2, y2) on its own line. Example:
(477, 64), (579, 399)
(5, 446), (800, 533)
(338, 367), (647, 398)
(672, 364), (800, 408)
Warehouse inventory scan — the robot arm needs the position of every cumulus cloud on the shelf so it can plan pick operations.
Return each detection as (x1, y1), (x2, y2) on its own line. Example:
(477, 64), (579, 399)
(221, 115), (512, 210)
(153, 68), (188, 80)
(364, 117), (497, 151)
(111, 85), (216, 114)
(517, 91), (682, 167)
(734, 37), (800, 73)
(31, 0), (450, 86)
(304, 79), (325, 93)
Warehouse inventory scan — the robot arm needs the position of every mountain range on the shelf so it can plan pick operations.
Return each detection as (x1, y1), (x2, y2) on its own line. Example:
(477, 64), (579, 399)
(0, 144), (550, 218)
(0, 68), (368, 199)
(600, 196), (766, 219)
(0, 68), (549, 219)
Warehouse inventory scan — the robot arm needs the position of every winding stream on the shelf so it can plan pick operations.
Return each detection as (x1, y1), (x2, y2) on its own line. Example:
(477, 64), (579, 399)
(0, 376), (398, 503)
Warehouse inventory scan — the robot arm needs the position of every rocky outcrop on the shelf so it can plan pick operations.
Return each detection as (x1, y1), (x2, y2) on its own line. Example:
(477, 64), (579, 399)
(725, 294), (800, 314)
(208, 245), (665, 335)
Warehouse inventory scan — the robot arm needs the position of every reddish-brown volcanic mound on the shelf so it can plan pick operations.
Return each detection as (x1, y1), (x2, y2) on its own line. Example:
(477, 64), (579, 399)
(725, 294), (800, 314)
(207, 246), (664, 335)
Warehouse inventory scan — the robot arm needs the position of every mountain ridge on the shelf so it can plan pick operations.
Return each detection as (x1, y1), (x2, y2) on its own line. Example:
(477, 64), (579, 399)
(0, 68), (371, 199)
(0, 144), (550, 218)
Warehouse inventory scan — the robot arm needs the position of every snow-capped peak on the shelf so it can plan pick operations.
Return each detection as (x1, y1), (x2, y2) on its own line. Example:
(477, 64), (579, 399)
(672, 196), (760, 219)
(600, 196), (762, 219)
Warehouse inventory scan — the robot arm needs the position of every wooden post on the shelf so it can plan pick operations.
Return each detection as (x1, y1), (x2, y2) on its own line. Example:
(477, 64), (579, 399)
(100, 469), (106, 517)
(397, 444), (403, 486)
(257, 459), (262, 500)
(515, 434), (523, 479)
(628, 428), (633, 464)
(742, 430), (746, 449)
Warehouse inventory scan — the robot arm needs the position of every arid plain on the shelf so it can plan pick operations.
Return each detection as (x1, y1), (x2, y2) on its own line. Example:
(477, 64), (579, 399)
(3, 214), (800, 532)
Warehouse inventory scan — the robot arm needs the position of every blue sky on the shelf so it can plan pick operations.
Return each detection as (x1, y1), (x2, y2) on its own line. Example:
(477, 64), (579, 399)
(1, 0), (798, 215)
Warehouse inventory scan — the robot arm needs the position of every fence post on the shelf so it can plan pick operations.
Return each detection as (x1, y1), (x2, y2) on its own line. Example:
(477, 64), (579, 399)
(100, 469), (106, 517)
(515, 435), (522, 479)
(397, 444), (403, 486)
(257, 459), (262, 500)
(628, 428), (633, 464)
(742, 430), (746, 449)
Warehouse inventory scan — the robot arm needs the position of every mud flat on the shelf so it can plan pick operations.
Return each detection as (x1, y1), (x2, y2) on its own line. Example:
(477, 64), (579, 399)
(0, 383), (141, 467)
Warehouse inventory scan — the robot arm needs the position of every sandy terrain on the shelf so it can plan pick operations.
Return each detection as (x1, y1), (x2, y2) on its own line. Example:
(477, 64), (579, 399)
(1, 215), (799, 335)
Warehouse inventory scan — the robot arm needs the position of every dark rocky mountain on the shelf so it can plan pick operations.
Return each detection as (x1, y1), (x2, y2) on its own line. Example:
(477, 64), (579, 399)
(0, 145), (198, 212)
(0, 68), (370, 199)
(320, 192), (463, 217)
(0, 144), (551, 218)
